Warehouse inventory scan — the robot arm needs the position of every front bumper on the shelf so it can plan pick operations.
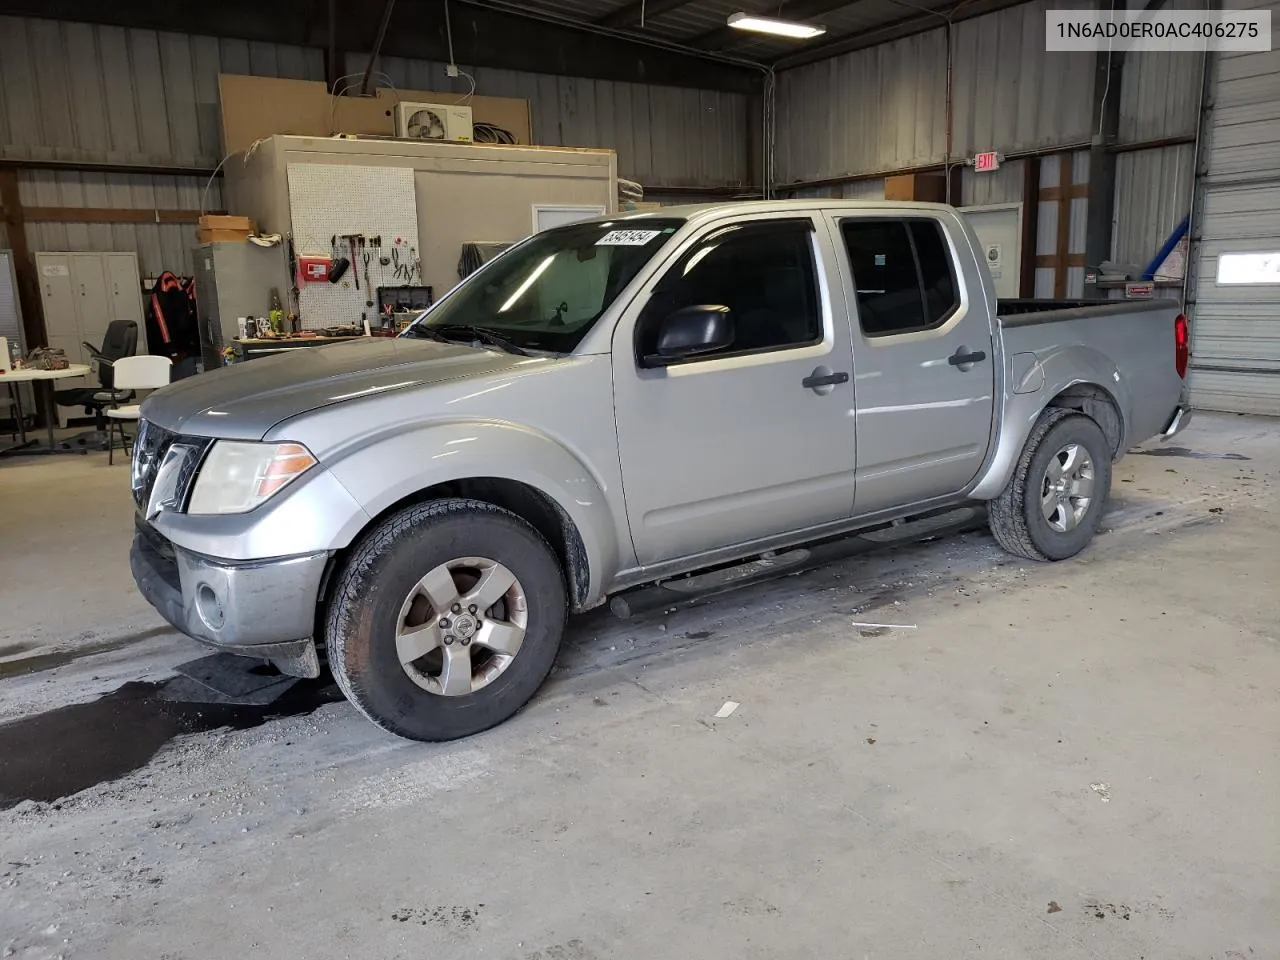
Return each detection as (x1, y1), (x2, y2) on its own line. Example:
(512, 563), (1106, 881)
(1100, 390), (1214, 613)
(1161, 404), (1193, 440)
(130, 518), (328, 677)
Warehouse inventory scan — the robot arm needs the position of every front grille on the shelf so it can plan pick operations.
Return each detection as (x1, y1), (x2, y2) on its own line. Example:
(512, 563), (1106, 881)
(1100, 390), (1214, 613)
(132, 420), (213, 515)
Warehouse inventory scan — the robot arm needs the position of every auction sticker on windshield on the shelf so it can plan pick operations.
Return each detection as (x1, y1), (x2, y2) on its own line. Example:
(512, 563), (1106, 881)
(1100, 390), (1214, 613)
(596, 229), (663, 246)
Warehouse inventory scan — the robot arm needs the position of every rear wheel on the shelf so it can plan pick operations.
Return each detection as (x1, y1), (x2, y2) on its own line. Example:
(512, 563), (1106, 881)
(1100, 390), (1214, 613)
(988, 410), (1112, 561)
(326, 498), (567, 741)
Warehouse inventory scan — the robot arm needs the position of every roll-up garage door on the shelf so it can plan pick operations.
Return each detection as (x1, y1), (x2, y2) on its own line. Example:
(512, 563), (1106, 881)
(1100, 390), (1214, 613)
(1190, 9), (1280, 415)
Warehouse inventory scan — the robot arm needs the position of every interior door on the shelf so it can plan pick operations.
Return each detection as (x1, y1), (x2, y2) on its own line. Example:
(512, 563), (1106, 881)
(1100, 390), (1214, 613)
(831, 215), (996, 516)
(613, 215), (857, 566)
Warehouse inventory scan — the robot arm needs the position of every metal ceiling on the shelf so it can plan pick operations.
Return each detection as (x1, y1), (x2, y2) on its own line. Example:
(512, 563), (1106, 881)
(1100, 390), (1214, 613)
(468, 0), (1007, 65)
(0, 0), (1036, 91)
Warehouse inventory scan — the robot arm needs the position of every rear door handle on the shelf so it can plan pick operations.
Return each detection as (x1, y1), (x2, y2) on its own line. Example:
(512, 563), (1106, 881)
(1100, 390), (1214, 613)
(802, 371), (849, 389)
(948, 349), (987, 367)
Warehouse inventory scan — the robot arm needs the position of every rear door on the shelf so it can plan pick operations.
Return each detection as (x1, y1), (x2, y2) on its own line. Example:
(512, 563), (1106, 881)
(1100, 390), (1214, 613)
(612, 214), (857, 565)
(828, 214), (996, 516)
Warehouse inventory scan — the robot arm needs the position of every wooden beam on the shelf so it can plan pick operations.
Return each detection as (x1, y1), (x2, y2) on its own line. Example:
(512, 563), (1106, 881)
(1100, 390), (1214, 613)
(1036, 253), (1086, 268)
(1020, 155), (1040, 297)
(1053, 152), (1074, 298)
(1038, 184), (1089, 201)
(20, 207), (214, 224)
(0, 169), (45, 349)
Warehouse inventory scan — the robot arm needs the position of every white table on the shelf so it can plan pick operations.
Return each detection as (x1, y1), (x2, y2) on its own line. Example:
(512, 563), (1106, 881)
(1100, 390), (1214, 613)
(0, 364), (92, 455)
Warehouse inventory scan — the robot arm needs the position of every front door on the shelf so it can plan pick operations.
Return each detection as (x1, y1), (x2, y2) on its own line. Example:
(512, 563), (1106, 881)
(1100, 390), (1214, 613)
(830, 214), (996, 516)
(613, 215), (857, 566)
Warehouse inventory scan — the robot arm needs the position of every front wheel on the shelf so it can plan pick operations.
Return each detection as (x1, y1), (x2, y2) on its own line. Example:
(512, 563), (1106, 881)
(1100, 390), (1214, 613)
(988, 410), (1113, 561)
(326, 498), (567, 741)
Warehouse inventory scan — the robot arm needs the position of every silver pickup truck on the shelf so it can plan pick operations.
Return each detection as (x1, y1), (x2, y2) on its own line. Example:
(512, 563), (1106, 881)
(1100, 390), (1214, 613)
(131, 200), (1190, 740)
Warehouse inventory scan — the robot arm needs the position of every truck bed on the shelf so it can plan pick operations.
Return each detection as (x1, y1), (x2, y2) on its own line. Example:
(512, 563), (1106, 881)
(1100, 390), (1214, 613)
(996, 298), (1180, 323)
(997, 296), (1184, 448)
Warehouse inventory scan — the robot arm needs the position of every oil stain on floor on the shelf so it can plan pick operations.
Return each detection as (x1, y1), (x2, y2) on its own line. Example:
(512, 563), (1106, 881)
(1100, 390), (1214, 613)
(1134, 446), (1250, 461)
(0, 676), (342, 810)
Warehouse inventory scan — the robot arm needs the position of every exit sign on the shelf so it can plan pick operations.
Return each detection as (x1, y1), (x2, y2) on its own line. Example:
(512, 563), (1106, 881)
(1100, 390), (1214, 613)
(974, 151), (1001, 172)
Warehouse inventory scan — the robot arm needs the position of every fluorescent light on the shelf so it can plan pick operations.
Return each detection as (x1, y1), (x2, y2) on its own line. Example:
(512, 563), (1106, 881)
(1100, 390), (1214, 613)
(727, 12), (827, 38)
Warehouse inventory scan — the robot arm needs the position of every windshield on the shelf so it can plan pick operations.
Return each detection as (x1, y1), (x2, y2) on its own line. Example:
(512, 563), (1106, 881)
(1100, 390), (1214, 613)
(406, 218), (685, 353)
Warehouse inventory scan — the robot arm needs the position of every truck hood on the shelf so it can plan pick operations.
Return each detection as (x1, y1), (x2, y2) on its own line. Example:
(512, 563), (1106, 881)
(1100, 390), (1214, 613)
(142, 337), (530, 439)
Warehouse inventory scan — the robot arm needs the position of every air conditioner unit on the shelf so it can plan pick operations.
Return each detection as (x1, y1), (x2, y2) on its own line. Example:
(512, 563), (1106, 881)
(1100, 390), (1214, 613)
(394, 102), (473, 143)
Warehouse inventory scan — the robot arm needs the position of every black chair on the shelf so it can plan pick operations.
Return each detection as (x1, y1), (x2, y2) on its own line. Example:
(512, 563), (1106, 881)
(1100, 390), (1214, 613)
(54, 319), (138, 449)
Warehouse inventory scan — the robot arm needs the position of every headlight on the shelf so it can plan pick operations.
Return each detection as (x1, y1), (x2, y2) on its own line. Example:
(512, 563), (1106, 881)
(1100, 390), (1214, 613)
(187, 441), (317, 515)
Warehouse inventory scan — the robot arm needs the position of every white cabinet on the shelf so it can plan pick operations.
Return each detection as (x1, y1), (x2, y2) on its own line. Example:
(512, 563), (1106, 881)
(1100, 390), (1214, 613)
(36, 251), (147, 425)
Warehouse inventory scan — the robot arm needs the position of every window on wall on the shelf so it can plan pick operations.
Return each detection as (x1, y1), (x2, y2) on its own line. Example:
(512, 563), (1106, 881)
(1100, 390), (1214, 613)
(1217, 252), (1280, 285)
(638, 219), (823, 362)
(840, 219), (959, 336)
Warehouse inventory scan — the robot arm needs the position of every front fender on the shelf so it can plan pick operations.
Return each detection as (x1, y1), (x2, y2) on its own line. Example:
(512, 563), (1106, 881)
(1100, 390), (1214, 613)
(970, 345), (1130, 501)
(325, 420), (622, 602)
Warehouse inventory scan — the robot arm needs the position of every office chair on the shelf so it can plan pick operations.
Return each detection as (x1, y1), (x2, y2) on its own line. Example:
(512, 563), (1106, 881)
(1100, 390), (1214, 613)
(53, 319), (138, 450)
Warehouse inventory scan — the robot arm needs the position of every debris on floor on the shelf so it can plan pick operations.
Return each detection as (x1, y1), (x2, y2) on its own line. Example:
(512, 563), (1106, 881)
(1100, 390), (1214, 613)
(1089, 782), (1112, 802)
(714, 700), (740, 719)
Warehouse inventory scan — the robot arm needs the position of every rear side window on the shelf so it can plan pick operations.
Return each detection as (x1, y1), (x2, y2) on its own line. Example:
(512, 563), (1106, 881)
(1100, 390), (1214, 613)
(840, 219), (959, 337)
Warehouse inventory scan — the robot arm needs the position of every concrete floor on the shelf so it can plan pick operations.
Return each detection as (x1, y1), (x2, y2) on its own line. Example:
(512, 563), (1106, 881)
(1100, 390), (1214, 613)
(0, 413), (1277, 960)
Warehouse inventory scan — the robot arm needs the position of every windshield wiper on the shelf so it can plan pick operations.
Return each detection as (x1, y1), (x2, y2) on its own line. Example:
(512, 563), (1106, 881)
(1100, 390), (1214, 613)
(431, 324), (530, 356)
(402, 324), (452, 344)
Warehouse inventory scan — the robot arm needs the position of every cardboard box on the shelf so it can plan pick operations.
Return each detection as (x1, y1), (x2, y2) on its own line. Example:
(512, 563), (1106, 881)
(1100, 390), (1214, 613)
(199, 214), (256, 233)
(197, 228), (252, 243)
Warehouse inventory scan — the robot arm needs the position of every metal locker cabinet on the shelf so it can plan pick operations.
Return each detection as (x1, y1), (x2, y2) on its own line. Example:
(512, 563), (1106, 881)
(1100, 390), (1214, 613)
(104, 253), (147, 354)
(37, 254), (77, 345)
(70, 253), (111, 358)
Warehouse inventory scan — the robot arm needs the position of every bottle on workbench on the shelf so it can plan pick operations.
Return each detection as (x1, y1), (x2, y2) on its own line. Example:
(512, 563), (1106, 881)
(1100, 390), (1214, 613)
(269, 289), (284, 334)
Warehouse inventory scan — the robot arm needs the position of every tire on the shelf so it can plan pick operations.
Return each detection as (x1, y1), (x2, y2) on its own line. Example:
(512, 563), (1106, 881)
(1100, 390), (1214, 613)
(326, 498), (567, 741)
(988, 409), (1113, 562)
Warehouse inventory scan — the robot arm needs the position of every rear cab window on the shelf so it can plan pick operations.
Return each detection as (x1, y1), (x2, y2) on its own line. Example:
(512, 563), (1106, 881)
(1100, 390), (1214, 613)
(840, 218), (959, 337)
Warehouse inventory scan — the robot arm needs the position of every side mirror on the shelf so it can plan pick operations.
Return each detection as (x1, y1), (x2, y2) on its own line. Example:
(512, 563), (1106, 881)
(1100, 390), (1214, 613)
(646, 305), (734, 366)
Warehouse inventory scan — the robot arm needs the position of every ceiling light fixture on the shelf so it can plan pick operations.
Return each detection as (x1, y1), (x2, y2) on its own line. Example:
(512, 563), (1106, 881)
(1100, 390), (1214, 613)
(726, 12), (827, 39)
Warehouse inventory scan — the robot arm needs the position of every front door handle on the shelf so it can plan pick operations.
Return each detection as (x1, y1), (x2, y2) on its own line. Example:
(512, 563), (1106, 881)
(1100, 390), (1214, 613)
(948, 347), (987, 369)
(802, 370), (850, 389)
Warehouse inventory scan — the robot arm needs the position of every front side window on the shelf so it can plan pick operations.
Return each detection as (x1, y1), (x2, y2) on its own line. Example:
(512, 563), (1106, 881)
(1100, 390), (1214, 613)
(841, 218), (959, 337)
(637, 219), (822, 362)
(407, 219), (684, 353)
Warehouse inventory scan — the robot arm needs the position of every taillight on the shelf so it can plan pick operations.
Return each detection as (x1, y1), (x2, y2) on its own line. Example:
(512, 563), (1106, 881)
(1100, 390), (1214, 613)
(1174, 313), (1189, 379)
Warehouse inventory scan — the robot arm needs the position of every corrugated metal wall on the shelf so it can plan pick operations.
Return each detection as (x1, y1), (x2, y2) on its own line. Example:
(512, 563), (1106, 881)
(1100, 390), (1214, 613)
(774, 30), (946, 186)
(962, 160), (1026, 206)
(18, 171), (221, 278)
(1112, 144), (1194, 269)
(0, 16), (750, 281)
(369, 55), (752, 190)
(774, 0), (1097, 187)
(949, 2), (1096, 159)
(771, 0), (1203, 284)
(0, 15), (324, 166)
(0, 15), (321, 276)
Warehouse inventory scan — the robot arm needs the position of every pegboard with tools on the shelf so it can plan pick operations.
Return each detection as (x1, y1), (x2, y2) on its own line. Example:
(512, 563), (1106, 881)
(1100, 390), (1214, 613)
(285, 162), (422, 330)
